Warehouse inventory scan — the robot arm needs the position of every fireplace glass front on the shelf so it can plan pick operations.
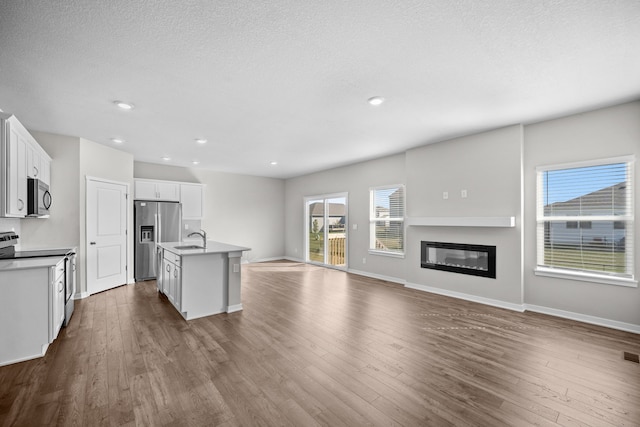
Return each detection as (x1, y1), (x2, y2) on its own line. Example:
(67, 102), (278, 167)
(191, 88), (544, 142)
(421, 241), (496, 278)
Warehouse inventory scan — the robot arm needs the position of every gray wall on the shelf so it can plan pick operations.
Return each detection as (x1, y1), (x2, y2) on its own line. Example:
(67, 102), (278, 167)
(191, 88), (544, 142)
(134, 162), (285, 263)
(79, 138), (135, 292)
(523, 101), (640, 326)
(405, 125), (524, 306)
(283, 103), (639, 330)
(20, 132), (80, 250)
(285, 153), (407, 281)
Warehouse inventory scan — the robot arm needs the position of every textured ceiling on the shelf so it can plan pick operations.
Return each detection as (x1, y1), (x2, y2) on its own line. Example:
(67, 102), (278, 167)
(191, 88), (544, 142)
(1, 0), (639, 179)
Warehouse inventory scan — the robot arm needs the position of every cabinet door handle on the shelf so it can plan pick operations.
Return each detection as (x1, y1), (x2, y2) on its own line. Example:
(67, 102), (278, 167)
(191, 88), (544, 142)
(166, 265), (170, 272)
(174, 269), (178, 278)
(34, 166), (38, 176)
(90, 242), (96, 245)
(58, 281), (64, 292)
(18, 199), (24, 211)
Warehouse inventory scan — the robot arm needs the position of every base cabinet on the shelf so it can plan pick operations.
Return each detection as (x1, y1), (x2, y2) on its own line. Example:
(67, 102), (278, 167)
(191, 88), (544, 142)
(50, 259), (65, 342)
(161, 251), (182, 312)
(0, 258), (65, 367)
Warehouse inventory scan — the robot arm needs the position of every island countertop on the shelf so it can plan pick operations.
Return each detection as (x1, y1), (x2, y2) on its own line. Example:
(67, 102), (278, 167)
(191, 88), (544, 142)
(159, 240), (250, 256)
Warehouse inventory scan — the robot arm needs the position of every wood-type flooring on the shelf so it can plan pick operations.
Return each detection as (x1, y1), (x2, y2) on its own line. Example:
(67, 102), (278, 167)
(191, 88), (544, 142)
(1, 261), (639, 426)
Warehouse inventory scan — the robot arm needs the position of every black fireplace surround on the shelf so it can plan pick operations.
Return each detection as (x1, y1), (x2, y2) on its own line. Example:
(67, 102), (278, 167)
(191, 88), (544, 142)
(421, 241), (496, 279)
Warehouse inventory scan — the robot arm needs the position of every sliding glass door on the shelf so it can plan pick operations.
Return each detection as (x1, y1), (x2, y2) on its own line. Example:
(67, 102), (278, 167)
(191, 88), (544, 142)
(305, 194), (348, 269)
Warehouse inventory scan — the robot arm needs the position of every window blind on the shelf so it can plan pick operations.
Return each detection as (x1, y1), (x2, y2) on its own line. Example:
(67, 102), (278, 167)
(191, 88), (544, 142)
(536, 157), (634, 279)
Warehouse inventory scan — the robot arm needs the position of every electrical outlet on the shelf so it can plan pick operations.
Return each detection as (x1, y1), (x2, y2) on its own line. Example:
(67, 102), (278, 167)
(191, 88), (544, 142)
(352, 223), (358, 230)
(443, 191), (449, 200)
(233, 264), (239, 273)
(184, 223), (189, 230)
(461, 189), (467, 198)
(362, 257), (367, 264)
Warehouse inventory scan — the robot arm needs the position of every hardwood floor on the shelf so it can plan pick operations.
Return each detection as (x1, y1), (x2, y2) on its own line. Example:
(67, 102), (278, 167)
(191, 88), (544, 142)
(1, 261), (639, 426)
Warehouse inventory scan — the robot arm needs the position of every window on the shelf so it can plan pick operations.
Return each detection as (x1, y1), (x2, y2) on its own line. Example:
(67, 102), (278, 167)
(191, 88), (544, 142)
(370, 185), (405, 256)
(536, 156), (635, 286)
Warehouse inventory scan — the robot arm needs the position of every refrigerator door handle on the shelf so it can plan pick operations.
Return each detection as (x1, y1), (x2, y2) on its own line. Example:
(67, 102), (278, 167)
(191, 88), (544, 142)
(155, 213), (160, 244)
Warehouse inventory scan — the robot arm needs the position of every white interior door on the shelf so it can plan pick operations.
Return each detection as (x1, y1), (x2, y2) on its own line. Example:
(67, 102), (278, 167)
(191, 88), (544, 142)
(87, 178), (128, 295)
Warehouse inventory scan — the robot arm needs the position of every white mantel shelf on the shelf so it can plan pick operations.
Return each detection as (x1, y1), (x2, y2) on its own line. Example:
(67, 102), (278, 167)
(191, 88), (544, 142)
(407, 216), (516, 228)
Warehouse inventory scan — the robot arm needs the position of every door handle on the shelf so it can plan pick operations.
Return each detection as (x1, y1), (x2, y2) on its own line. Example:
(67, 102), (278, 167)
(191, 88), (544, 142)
(90, 242), (96, 245)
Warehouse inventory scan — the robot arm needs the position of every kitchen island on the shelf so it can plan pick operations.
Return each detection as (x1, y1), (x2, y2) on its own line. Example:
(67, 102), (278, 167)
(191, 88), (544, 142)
(156, 240), (250, 320)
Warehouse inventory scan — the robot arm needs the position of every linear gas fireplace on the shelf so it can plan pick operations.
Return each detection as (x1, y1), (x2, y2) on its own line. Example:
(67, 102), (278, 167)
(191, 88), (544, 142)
(421, 241), (496, 278)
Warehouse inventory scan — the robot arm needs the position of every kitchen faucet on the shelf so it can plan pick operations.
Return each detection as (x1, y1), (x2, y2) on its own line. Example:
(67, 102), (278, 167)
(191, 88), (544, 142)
(188, 229), (207, 248)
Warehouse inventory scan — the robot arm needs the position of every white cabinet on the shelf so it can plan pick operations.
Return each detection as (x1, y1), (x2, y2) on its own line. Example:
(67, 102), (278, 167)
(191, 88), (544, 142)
(5, 122), (28, 216)
(1, 113), (52, 217)
(49, 259), (65, 342)
(134, 179), (180, 201)
(180, 183), (205, 219)
(162, 250), (182, 311)
(26, 145), (51, 185)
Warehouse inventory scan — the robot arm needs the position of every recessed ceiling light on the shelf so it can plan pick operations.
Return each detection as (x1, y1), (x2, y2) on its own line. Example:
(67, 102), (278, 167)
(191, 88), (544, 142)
(114, 101), (134, 110)
(270, 161), (278, 166)
(195, 138), (207, 144)
(161, 156), (171, 161)
(368, 96), (385, 106)
(111, 138), (124, 144)
(192, 160), (200, 165)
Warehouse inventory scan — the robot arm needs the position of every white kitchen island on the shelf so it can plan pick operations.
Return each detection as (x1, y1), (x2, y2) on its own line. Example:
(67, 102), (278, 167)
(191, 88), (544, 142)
(156, 240), (250, 320)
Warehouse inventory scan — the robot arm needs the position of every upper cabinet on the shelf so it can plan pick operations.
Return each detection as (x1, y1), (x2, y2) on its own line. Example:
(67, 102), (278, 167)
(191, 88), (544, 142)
(0, 113), (52, 218)
(180, 183), (205, 220)
(134, 179), (180, 201)
(134, 179), (204, 219)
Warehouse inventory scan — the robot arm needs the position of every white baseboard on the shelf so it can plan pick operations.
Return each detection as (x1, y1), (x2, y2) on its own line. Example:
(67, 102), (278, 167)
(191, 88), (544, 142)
(74, 291), (90, 300)
(347, 268), (406, 285)
(405, 281), (526, 312)
(227, 304), (243, 313)
(249, 256), (291, 263)
(525, 304), (640, 334)
(283, 256), (305, 263)
(0, 344), (48, 367)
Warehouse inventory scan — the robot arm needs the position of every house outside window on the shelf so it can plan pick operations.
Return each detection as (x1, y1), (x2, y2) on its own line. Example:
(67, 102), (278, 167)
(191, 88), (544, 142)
(535, 156), (636, 287)
(370, 185), (405, 257)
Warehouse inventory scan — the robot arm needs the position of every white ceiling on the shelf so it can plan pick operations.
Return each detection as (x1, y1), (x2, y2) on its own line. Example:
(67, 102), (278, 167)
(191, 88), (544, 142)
(1, 1), (639, 179)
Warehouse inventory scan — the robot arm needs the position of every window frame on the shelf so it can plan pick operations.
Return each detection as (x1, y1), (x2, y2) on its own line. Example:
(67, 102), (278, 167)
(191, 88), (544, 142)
(534, 155), (636, 287)
(369, 184), (405, 258)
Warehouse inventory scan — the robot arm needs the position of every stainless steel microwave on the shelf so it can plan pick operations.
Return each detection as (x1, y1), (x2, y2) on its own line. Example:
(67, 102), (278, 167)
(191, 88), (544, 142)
(27, 178), (51, 216)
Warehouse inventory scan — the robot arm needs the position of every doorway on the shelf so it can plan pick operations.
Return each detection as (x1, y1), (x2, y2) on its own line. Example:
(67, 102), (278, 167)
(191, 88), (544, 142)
(86, 177), (129, 295)
(305, 194), (348, 269)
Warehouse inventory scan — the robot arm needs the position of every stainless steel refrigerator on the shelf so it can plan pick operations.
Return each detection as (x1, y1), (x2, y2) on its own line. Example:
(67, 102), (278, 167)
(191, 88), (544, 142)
(134, 201), (181, 281)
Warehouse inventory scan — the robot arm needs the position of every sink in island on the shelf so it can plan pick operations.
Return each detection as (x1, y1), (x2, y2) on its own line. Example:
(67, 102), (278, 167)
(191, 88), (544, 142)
(156, 240), (250, 320)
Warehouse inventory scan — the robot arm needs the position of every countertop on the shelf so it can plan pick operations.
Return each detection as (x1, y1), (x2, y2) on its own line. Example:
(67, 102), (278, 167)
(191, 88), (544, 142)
(159, 240), (250, 256)
(0, 256), (64, 271)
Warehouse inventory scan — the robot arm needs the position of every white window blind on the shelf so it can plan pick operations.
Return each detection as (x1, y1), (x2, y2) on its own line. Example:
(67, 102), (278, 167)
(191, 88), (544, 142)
(536, 156), (634, 283)
(370, 185), (405, 255)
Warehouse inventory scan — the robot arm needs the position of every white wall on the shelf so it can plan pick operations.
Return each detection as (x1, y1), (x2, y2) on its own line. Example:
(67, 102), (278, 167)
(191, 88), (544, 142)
(285, 154), (407, 281)
(523, 101), (640, 327)
(134, 162), (285, 262)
